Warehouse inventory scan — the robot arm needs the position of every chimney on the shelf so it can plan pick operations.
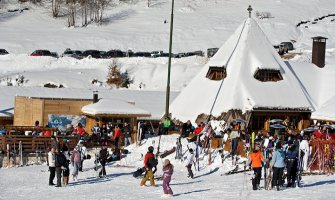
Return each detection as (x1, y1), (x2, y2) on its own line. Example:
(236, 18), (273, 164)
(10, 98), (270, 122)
(312, 36), (327, 68)
(93, 91), (99, 103)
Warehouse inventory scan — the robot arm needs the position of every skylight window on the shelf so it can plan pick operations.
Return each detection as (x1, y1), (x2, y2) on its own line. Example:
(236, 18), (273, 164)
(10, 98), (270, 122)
(254, 69), (283, 82)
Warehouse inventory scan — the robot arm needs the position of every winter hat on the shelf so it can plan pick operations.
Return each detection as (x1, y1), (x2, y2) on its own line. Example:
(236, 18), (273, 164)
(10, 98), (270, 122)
(148, 146), (154, 153)
(189, 148), (194, 153)
(163, 159), (170, 167)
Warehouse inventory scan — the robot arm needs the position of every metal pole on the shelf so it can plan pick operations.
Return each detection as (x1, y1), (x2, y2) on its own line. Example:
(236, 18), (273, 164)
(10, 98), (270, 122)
(165, 0), (175, 118)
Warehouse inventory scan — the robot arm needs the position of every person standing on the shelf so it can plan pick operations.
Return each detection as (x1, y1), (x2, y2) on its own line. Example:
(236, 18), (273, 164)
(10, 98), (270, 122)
(181, 120), (193, 138)
(162, 159), (174, 197)
(140, 146), (156, 187)
(299, 135), (310, 172)
(185, 148), (194, 179)
(71, 146), (81, 181)
(248, 144), (265, 190)
(55, 149), (68, 187)
(61, 142), (70, 185)
(99, 145), (109, 178)
(113, 125), (122, 148)
(163, 117), (171, 135)
(78, 140), (87, 172)
(47, 147), (56, 186)
(122, 122), (133, 146)
(270, 142), (286, 191)
(286, 140), (298, 187)
(230, 130), (240, 157)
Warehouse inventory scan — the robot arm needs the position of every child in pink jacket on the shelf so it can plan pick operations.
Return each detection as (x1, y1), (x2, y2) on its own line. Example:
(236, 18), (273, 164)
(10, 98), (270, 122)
(162, 159), (174, 197)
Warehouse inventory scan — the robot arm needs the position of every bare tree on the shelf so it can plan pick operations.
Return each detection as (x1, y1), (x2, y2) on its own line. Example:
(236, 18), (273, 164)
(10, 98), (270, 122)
(67, 0), (77, 27)
(52, 0), (62, 17)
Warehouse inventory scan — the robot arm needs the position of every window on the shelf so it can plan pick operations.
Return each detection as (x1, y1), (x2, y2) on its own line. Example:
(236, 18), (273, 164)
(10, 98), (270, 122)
(254, 69), (283, 82)
(206, 66), (226, 81)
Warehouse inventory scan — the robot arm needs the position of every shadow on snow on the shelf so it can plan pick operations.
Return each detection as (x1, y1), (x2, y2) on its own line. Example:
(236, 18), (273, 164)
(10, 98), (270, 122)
(67, 172), (133, 186)
(174, 189), (211, 197)
(302, 179), (335, 188)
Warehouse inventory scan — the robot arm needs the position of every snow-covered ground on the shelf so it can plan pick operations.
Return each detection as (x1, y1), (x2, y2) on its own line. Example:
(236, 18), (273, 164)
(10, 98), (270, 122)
(1, 135), (335, 200)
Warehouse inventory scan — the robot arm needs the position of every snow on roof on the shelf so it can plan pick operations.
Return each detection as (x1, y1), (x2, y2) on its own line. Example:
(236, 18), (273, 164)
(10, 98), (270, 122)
(311, 96), (335, 121)
(81, 98), (151, 116)
(170, 18), (313, 123)
(0, 86), (178, 120)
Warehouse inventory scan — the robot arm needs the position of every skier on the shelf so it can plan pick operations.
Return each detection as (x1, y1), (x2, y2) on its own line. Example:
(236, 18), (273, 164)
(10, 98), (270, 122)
(55, 148), (68, 187)
(299, 135), (310, 172)
(248, 144), (265, 190)
(78, 140), (87, 172)
(185, 148), (195, 178)
(113, 125), (122, 148)
(122, 122), (133, 146)
(140, 146), (156, 187)
(286, 140), (298, 187)
(71, 146), (81, 181)
(162, 159), (174, 197)
(270, 142), (286, 191)
(47, 147), (56, 186)
(61, 142), (70, 185)
(99, 145), (109, 178)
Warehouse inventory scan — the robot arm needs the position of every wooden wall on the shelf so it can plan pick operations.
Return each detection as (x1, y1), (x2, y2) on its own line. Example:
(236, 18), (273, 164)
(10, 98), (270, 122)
(14, 96), (91, 127)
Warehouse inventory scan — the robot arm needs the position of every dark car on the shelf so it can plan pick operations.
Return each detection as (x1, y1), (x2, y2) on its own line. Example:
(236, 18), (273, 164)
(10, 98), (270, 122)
(104, 49), (124, 58)
(31, 50), (52, 56)
(207, 48), (219, 58)
(134, 52), (151, 57)
(82, 50), (101, 59)
(280, 42), (294, 51)
(0, 49), (9, 55)
(62, 49), (83, 59)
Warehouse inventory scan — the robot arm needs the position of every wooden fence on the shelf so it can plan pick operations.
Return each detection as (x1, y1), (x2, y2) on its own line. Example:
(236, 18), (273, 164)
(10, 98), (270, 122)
(0, 135), (79, 154)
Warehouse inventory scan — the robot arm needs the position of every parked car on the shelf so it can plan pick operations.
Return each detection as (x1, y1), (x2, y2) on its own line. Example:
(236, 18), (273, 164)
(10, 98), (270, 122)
(207, 48), (219, 58)
(0, 49), (9, 55)
(31, 50), (53, 56)
(82, 50), (101, 59)
(104, 49), (124, 58)
(125, 50), (134, 57)
(193, 51), (204, 57)
(50, 52), (59, 58)
(134, 52), (151, 57)
(150, 51), (163, 57)
(273, 45), (287, 55)
(61, 49), (83, 59)
(280, 42), (294, 51)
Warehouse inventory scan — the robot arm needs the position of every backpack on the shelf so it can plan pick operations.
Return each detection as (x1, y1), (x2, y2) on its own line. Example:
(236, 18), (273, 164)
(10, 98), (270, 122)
(148, 157), (158, 169)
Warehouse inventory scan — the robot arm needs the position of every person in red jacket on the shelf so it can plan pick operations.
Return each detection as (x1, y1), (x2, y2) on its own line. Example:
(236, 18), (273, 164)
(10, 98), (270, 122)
(140, 146), (156, 187)
(113, 125), (122, 148)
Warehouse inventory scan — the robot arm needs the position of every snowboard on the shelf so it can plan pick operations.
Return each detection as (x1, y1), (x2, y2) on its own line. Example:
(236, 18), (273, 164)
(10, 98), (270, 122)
(160, 147), (176, 158)
(133, 167), (146, 178)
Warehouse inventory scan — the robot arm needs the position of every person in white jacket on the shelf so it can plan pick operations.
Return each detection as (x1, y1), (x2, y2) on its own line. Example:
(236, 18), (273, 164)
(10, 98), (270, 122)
(299, 136), (310, 172)
(77, 140), (87, 172)
(47, 147), (56, 186)
(185, 148), (194, 178)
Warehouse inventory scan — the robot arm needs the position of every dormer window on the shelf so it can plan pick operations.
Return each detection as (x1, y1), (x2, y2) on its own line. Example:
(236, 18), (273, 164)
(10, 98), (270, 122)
(206, 66), (226, 81)
(254, 69), (283, 82)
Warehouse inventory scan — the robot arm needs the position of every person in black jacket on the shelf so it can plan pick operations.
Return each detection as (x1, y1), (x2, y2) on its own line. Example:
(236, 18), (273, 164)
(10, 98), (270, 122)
(122, 122), (133, 146)
(286, 140), (298, 187)
(181, 120), (193, 138)
(99, 145), (109, 178)
(55, 149), (68, 187)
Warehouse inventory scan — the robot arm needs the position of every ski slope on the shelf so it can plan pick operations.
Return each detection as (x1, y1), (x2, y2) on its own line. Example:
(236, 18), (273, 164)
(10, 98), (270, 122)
(1, 135), (335, 200)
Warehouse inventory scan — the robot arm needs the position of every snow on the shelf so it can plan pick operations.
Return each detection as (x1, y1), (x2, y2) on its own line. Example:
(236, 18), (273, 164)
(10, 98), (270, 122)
(1, 134), (335, 200)
(81, 98), (151, 116)
(311, 96), (335, 121)
(170, 18), (315, 123)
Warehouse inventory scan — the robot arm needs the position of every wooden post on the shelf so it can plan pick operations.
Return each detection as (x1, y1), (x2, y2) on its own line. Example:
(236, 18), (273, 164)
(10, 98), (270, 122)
(7, 143), (10, 168)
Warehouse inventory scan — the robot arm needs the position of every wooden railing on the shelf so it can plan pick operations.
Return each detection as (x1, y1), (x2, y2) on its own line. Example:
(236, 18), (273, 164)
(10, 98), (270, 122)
(4, 125), (58, 136)
(0, 135), (79, 154)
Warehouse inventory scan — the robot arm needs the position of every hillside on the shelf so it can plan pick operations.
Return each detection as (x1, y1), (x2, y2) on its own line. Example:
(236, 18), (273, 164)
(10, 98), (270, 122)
(0, 0), (334, 54)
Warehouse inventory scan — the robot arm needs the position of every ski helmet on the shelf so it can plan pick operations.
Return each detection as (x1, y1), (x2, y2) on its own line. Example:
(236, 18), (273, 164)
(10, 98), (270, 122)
(148, 146), (154, 153)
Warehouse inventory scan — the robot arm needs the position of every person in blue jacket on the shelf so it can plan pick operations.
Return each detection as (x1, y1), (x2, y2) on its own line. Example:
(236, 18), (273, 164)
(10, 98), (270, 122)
(270, 142), (286, 191)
